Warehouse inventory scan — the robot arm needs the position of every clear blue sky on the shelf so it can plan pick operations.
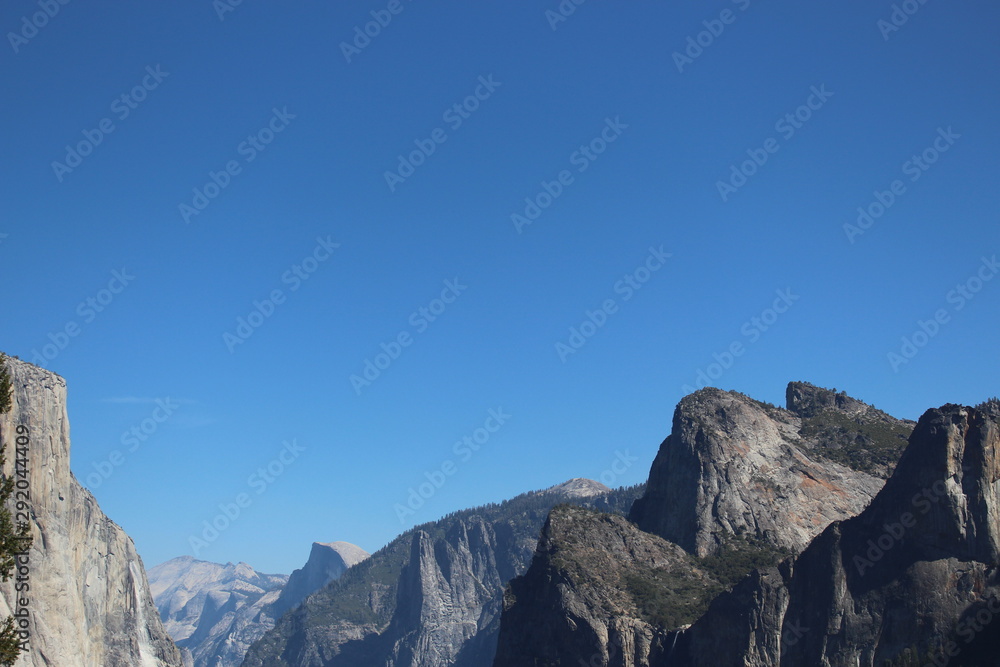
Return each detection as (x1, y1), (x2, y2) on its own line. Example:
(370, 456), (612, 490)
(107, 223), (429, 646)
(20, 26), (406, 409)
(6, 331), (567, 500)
(1, 1), (997, 574)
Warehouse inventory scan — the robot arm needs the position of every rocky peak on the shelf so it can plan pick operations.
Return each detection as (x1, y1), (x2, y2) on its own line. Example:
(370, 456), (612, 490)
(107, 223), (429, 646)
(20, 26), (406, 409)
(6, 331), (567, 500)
(543, 477), (611, 498)
(271, 541), (369, 617)
(629, 387), (884, 557)
(786, 381), (869, 419)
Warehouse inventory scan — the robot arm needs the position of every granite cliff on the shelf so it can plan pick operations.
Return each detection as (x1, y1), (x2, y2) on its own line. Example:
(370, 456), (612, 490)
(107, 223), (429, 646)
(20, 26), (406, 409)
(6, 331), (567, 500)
(0, 355), (182, 666)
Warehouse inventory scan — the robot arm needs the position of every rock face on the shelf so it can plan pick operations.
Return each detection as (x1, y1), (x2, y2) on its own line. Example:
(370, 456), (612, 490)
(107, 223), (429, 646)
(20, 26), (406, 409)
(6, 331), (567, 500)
(149, 556), (289, 667)
(629, 386), (890, 557)
(681, 402), (1000, 666)
(271, 542), (370, 619)
(0, 356), (182, 666)
(242, 481), (644, 667)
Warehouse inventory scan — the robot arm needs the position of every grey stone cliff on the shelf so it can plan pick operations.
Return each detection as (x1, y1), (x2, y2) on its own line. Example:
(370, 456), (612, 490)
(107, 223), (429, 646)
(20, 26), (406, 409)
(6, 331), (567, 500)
(629, 386), (890, 557)
(0, 356), (182, 666)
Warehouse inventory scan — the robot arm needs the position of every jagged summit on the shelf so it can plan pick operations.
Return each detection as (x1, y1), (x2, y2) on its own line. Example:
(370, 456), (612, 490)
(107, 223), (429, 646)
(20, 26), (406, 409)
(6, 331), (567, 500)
(786, 380), (871, 418)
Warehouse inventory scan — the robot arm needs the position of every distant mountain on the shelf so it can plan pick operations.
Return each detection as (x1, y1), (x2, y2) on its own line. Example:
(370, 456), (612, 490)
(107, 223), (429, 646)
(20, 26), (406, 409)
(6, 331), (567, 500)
(543, 477), (611, 498)
(150, 541), (369, 667)
(242, 479), (644, 667)
(149, 557), (288, 667)
(271, 541), (371, 618)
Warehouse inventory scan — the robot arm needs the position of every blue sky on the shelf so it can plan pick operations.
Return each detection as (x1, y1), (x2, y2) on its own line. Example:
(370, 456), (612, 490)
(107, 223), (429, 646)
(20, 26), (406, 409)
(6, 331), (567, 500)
(1, 1), (997, 575)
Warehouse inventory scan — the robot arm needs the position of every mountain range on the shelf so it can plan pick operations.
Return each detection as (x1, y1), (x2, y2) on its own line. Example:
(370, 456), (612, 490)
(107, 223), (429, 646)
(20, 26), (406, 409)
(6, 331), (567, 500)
(2, 352), (997, 667)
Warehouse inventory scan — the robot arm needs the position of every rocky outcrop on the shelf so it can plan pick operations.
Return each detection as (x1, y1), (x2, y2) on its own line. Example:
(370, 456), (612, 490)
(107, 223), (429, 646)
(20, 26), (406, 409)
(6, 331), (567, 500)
(149, 557), (288, 667)
(242, 481), (643, 667)
(787, 381), (915, 478)
(271, 542), (369, 618)
(681, 402), (1000, 666)
(0, 355), (182, 666)
(494, 505), (719, 667)
(629, 386), (888, 557)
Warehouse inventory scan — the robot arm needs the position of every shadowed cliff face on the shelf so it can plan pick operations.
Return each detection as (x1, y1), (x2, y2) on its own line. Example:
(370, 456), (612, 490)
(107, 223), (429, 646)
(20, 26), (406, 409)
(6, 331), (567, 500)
(0, 356), (182, 667)
(493, 506), (720, 667)
(629, 387), (888, 557)
(684, 403), (1000, 667)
